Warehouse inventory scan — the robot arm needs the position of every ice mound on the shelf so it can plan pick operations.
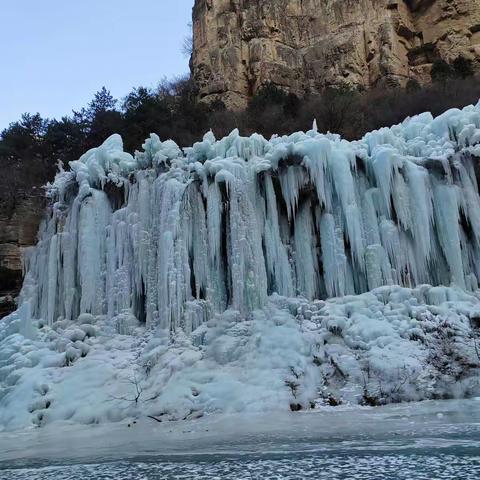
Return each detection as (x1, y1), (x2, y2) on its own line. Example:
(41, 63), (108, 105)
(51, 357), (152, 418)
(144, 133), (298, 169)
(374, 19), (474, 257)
(1, 286), (479, 431)
(1, 102), (480, 430)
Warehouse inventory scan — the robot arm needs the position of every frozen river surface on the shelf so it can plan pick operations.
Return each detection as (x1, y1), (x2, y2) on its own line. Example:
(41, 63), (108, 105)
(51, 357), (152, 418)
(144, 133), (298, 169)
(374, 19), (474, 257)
(1, 399), (479, 479)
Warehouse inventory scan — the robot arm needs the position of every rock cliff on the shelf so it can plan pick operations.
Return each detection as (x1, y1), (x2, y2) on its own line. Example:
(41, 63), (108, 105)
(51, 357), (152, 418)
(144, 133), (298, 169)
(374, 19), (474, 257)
(0, 185), (46, 318)
(191, 0), (480, 108)
(0, 171), (47, 318)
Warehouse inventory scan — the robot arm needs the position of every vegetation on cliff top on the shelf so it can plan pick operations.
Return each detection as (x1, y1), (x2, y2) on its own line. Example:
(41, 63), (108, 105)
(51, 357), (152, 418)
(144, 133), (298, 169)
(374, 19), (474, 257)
(0, 59), (479, 214)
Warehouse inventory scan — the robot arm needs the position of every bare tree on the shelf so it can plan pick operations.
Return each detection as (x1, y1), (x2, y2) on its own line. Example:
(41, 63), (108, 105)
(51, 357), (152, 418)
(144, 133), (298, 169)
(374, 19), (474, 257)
(109, 372), (159, 406)
(181, 22), (193, 58)
(470, 317), (480, 362)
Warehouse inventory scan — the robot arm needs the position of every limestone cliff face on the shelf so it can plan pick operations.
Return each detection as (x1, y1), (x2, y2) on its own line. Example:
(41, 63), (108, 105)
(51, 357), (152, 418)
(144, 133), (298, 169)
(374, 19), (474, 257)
(0, 191), (45, 318)
(191, 0), (480, 108)
(0, 148), (55, 318)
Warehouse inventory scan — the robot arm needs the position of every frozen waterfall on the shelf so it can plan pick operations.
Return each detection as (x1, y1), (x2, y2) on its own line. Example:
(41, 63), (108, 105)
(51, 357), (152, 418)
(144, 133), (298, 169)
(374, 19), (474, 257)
(21, 103), (480, 332)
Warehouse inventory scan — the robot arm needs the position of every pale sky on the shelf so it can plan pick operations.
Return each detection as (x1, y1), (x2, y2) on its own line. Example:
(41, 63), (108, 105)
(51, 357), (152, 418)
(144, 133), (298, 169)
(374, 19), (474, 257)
(0, 0), (193, 130)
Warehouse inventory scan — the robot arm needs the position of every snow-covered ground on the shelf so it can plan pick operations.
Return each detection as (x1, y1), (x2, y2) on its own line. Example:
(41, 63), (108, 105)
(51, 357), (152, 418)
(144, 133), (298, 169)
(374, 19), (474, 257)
(1, 286), (480, 431)
(1, 399), (479, 479)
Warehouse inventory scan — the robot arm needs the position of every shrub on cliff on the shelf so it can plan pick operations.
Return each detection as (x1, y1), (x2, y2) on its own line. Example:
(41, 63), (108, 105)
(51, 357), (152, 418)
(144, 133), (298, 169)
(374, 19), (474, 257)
(431, 56), (474, 83)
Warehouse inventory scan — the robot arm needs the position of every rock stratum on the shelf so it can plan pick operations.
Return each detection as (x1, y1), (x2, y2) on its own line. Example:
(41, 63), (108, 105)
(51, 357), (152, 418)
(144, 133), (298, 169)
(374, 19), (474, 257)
(0, 154), (52, 318)
(191, 0), (480, 108)
(0, 196), (45, 318)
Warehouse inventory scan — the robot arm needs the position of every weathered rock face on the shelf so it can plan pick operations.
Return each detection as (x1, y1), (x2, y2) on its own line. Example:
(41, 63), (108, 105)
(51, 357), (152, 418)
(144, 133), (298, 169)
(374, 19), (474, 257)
(0, 192), (45, 318)
(0, 150), (55, 318)
(191, 0), (480, 108)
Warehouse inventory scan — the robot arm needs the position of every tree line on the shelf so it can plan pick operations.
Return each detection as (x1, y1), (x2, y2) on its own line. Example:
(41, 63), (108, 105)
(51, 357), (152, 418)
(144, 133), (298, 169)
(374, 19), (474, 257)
(1, 57), (478, 213)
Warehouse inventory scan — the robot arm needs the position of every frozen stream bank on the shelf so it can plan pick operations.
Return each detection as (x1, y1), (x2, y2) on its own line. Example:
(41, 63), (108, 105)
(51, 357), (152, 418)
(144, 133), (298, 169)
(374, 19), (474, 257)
(0, 399), (479, 479)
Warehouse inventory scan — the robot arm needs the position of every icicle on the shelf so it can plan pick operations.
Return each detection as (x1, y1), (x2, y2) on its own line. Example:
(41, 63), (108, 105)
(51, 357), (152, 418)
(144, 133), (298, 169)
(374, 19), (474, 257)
(319, 212), (347, 298)
(294, 200), (319, 299)
(432, 183), (465, 288)
(263, 175), (294, 297)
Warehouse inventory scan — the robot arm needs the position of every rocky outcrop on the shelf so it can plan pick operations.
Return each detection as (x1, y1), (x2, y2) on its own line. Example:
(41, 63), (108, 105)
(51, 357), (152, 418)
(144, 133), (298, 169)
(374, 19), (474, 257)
(0, 148), (55, 319)
(191, 0), (480, 108)
(0, 192), (45, 318)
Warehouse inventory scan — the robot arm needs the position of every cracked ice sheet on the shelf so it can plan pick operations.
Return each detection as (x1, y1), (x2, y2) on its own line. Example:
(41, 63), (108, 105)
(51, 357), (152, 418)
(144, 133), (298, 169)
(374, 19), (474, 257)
(0, 398), (479, 467)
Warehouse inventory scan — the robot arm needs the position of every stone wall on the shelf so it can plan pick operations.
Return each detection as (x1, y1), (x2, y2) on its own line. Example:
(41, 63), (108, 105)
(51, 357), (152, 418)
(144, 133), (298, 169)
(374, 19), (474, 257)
(191, 0), (480, 108)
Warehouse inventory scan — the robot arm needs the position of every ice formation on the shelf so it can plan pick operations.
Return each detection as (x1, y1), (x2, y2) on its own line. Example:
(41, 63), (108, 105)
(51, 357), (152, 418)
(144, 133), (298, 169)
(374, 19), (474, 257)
(21, 102), (480, 328)
(1, 285), (479, 430)
(2, 103), (480, 430)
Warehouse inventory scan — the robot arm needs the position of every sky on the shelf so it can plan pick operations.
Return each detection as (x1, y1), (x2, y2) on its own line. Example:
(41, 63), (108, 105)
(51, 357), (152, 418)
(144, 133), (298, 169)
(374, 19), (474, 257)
(0, 0), (193, 130)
